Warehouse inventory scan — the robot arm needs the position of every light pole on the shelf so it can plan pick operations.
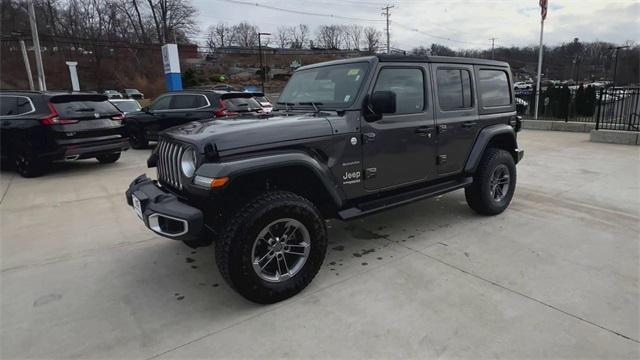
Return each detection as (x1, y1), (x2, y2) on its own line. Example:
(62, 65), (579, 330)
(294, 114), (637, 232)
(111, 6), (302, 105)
(610, 45), (629, 87)
(257, 32), (271, 93)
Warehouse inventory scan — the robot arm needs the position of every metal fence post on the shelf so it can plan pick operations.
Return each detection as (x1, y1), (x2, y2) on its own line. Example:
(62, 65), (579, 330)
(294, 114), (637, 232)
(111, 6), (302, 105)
(595, 88), (603, 130)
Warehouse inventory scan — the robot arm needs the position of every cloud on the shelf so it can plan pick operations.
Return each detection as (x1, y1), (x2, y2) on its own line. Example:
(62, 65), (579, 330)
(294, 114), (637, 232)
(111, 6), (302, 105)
(193, 0), (640, 50)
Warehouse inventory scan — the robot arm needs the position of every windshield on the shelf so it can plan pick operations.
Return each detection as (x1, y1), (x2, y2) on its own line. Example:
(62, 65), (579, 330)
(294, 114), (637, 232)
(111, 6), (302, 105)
(278, 62), (369, 109)
(111, 100), (141, 112)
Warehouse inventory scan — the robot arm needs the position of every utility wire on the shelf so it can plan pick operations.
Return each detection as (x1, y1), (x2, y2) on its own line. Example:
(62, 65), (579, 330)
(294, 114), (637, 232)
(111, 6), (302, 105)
(214, 0), (385, 22)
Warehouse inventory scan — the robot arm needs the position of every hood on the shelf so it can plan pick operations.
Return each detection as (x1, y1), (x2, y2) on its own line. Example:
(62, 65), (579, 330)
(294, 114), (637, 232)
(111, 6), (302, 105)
(164, 113), (334, 151)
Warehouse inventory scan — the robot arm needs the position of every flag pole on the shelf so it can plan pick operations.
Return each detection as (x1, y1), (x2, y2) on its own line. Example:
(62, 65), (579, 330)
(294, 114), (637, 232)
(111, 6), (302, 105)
(534, 17), (545, 119)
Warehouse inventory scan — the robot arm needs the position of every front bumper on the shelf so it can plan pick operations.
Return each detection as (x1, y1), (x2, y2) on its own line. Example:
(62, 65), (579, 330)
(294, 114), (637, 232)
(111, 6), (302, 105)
(125, 174), (204, 242)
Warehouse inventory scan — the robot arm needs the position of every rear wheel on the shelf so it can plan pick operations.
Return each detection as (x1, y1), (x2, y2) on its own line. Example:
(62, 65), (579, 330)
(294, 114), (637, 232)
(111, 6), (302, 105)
(465, 148), (516, 215)
(14, 151), (48, 178)
(129, 131), (148, 149)
(96, 152), (121, 164)
(215, 191), (327, 304)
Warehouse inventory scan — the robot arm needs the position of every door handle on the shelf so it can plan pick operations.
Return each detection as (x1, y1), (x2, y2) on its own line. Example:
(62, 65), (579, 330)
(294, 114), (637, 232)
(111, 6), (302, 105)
(462, 121), (477, 128)
(415, 126), (434, 136)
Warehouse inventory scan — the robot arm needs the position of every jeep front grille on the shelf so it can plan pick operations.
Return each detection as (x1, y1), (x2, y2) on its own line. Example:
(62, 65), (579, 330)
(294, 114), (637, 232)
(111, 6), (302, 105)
(157, 138), (184, 190)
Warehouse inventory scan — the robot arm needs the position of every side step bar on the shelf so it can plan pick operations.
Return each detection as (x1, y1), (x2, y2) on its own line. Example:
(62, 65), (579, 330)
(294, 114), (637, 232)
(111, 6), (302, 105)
(338, 177), (473, 220)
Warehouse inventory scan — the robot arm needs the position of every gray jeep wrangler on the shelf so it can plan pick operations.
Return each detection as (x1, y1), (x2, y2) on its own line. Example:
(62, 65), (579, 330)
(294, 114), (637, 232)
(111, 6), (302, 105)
(126, 55), (524, 303)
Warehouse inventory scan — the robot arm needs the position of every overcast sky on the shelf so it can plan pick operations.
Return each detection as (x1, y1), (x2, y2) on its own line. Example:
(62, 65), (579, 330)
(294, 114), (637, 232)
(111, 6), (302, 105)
(191, 0), (640, 50)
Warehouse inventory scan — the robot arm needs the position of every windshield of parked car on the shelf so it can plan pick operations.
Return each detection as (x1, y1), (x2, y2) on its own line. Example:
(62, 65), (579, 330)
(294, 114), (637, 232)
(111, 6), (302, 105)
(111, 100), (141, 112)
(278, 62), (369, 109)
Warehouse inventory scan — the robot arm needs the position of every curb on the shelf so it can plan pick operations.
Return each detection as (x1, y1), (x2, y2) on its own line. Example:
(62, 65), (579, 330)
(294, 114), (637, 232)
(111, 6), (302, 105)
(522, 120), (595, 133)
(590, 130), (640, 145)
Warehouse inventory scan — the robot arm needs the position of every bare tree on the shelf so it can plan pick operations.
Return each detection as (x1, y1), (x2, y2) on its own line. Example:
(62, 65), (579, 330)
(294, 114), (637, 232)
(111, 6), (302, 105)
(290, 24), (309, 48)
(363, 26), (382, 52)
(346, 24), (363, 50)
(276, 26), (291, 48)
(231, 21), (258, 47)
(316, 25), (343, 49)
(207, 22), (231, 50)
(145, 0), (198, 43)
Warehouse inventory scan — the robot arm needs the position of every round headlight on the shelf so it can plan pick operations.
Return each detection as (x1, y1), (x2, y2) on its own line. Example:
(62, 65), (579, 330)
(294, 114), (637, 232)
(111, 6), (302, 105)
(180, 148), (196, 178)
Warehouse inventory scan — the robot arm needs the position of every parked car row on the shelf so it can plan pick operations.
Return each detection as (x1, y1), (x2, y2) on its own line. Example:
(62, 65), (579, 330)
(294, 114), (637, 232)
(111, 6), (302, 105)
(0, 89), (273, 177)
(103, 89), (144, 100)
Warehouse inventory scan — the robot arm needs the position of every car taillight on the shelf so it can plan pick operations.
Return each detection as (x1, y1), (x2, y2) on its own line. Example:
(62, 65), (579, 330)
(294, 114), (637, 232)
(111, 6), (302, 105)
(40, 103), (79, 125)
(213, 99), (238, 117)
(111, 114), (125, 122)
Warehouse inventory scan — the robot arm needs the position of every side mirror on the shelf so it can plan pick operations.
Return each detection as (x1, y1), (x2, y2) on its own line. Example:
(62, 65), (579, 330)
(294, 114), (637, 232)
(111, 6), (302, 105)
(367, 91), (396, 121)
(141, 106), (150, 113)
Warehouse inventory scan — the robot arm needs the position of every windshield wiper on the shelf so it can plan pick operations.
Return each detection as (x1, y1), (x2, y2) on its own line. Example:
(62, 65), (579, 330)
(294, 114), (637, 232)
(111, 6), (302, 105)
(298, 102), (323, 112)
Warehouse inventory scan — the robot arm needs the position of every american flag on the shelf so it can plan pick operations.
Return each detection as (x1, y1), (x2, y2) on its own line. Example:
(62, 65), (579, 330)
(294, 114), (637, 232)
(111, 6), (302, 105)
(540, 0), (548, 20)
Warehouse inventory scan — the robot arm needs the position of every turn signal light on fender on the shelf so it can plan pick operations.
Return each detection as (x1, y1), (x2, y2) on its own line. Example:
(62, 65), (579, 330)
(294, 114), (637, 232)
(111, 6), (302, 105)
(211, 177), (229, 188)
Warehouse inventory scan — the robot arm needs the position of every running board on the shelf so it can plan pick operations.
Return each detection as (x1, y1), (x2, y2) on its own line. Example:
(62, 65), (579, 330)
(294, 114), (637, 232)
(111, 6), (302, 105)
(338, 177), (473, 220)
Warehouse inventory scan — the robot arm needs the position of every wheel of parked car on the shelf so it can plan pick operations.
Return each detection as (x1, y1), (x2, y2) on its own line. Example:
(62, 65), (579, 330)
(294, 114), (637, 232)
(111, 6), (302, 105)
(128, 131), (148, 149)
(465, 148), (516, 215)
(215, 191), (327, 304)
(14, 151), (48, 178)
(96, 152), (121, 164)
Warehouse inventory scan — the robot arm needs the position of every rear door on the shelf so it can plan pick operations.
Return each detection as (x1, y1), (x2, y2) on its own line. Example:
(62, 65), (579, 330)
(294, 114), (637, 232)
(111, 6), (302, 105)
(0, 94), (40, 157)
(48, 95), (125, 145)
(431, 64), (479, 175)
(361, 65), (437, 190)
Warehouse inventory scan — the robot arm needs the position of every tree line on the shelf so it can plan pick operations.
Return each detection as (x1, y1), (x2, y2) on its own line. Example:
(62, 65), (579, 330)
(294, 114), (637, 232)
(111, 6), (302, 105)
(206, 22), (383, 52)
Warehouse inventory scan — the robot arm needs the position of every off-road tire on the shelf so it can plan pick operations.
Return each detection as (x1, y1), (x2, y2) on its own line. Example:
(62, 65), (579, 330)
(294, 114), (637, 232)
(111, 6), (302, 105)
(129, 131), (148, 149)
(14, 152), (48, 178)
(96, 152), (121, 164)
(215, 191), (327, 304)
(465, 148), (516, 215)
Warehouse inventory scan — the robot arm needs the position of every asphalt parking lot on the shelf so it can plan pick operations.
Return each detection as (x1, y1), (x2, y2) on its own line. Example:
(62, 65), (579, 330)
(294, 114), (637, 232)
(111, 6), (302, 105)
(1, 130), (638, 359)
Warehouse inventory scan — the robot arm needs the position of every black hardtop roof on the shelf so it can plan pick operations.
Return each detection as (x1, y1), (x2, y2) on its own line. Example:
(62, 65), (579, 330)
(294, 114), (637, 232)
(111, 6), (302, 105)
(296, 54), (509, 71)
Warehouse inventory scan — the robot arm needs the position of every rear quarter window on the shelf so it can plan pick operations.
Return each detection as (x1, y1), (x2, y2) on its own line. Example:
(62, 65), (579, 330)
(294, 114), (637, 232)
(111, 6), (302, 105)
(0, 95), (35, 116)
(478, 69), (511, 107)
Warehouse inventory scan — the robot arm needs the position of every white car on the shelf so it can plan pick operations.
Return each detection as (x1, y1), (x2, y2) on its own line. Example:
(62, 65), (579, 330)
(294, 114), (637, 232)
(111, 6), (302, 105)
(514, 82), (533, 91)
(109, 99), (142, 114)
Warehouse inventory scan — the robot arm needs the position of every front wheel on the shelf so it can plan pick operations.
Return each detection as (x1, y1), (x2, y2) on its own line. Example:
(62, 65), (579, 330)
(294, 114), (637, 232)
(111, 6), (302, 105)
(129, 131), (148, 149)
(465, 148), (516, 215)
(96, 152), (121, 164)
(215, 191), (327, 304)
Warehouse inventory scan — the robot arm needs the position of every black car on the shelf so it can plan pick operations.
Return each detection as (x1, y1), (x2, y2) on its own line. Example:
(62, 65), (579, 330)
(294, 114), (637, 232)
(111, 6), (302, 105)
(126, 55), (524, 303)
(124, 90), (264, 148)
(0, 91), (129, 177)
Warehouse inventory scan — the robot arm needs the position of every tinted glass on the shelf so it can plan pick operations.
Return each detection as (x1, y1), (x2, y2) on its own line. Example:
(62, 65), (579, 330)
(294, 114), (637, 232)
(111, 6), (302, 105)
(149, 96), (171, 110)
(52, 99), (120, 118)
(279, 62), (368, 108)
(478, 69), (511, 107)
(374, 68), (424, 114)
(170, 95), (201, 109)
(223, 97), (263, 112)
(112, 101), (141, 112)
(437, 69), (473, 110)
(0, 96), (34, 116)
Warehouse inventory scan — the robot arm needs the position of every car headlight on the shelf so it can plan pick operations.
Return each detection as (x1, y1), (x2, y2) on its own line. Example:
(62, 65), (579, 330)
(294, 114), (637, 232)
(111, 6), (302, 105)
(180, 148), (197, 178)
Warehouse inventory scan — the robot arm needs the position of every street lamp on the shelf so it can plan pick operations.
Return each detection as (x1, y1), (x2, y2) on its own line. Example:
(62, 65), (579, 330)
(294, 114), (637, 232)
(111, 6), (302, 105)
(609, 45), (629, 87)
(257, 32), (271, 93)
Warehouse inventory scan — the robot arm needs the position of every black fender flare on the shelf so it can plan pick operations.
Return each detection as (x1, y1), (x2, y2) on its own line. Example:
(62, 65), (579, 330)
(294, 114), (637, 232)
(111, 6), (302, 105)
(464, 124), (518, 174)
(195, 151), (345, 208)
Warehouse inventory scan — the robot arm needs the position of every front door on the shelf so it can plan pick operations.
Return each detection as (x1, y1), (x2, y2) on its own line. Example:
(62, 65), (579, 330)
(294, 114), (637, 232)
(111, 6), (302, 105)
(361, 65), (437, 190)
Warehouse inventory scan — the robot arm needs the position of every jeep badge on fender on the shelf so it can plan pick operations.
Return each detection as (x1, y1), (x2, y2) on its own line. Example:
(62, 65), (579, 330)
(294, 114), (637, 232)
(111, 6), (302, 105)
(125, 55), (524, 304)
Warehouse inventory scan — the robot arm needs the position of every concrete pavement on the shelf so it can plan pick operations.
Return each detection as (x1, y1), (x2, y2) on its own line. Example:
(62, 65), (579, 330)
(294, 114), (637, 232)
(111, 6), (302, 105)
(1, 130), (639, 358)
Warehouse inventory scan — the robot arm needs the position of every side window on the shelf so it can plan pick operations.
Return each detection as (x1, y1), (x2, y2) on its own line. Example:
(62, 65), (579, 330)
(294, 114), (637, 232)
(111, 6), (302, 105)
(149, 96), (172, 111)
(373, 68), (424, 114)
(436, 69), (473, 111)
(478, 69), (511, 107)
(193, 95), (208, 108)
(170, 95), (198, 109)
(0, 96), (34, 116)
